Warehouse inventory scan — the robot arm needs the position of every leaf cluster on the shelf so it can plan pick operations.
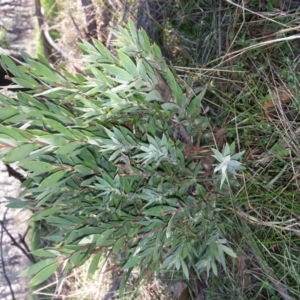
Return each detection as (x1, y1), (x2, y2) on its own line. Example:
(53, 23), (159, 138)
(0, 21), (240, 290)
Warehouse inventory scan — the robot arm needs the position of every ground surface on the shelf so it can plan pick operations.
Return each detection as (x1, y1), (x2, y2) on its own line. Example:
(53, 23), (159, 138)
(0, 0), (36, 299)
(0, 161), (31, 300)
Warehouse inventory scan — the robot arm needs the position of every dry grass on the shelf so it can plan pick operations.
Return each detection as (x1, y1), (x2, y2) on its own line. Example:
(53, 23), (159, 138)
(45, 0), (138, 72)
(31, 254), (180, 299)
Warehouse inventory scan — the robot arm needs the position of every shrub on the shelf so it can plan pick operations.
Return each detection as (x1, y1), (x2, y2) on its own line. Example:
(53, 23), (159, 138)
(0, 21), (242, 291)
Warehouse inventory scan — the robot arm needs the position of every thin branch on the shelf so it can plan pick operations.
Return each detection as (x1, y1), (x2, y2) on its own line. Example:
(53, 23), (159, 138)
(0, 208), (16, 300)
(0, 221), (36, 264)
(42, 23), (68, 58)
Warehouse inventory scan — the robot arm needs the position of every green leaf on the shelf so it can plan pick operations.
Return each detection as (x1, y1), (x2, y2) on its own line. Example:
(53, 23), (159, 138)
(145, 206), (174, 217)
(18, 92), (47, 110)
(118, 51), (138, 77)
(211, 148), (224, 163)
(0, 107), (19, 120)
(217, 244), (237, 258)
(21, 161), (55, 174)
(180, 258), (189, 280)
(75, 164), (94, 175)
(196, 184), (206, 198)
(20, 258), (57, 276)
(211, 260), (218, 276)
(56, 142), (83, 155)
(40, 170), (68, 188)
(0, 55), (20, 77)
(224, 143), (231, 156)
(146, 90), (161, 101)
(12, 77), (37, 89)
(28, 59), (58, 82)
(166, 214), (175, 239)
(36, 135), (69, 147)
(231, 151), (245, 160)
(29, 261), (59, 287)
(151, 43), (163, 61)
(137, 59), (147, 81)
(161, 102), (178, 111)
(0, 134), (18, 147)
(88, 251), (103, 277)
(113, 236), (126, 254)
(128, 19), (138, 43)
(5, 197), (27, 209)
(187, 87), (206, 120)
(30, 249), (58, 258)
(32, 207), (62, 221)
(123, 255), (142, 269)
(139, 29), (151, 52)
(43, 118), (74, 138)
(96, 229), (115, 245)
(101, 64), (133, 82)
(79, 234), (97, 245)
(0, 125), (30, 142)
(3, 144), (37, 163)
(46, 216), (76, 226)
(4, 111), (41, 124)
(93, 39), (116, 62)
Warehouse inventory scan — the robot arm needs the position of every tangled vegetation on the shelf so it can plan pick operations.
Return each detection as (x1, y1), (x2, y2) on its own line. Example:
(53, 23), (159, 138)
(0, 21), (244, 297)
(1, 0), (300, 299)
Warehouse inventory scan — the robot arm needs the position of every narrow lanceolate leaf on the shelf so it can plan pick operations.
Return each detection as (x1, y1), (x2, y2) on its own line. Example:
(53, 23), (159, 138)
(137, 59), (147, 82)
(122, 255), (143, 270)
(128, 19), (139, 43)
(139, 29), (151, 52)
(88, 251), (103, 277)
(187, 87), (207, 120)
(0, 55), (21, 77)
(101, 64), (134, 82)
(0, 125), (30, 142)
(166, 214), (175, 239)
(20, 258), (57, 277)
(56, 141), (83, 155)
(0, 134), (18, 147)
(211, 148), (224, 163)
(3, 144), (37, 163)
(40, 170), (69, 188)
(75, 164), (94, 175)
(180, 258), (189, 280)
(30, 249), (58, 258)
(118, 51), (138, 77)
(0, 107), (19, 120)
(113, 236), (126, 254)
(32, 207), (63, 221)
(93, 39), (116, 62)
(21, 161), (55, 174)
(217, 244), (237, 258)
(36, 135), (69, 147)
(28, 59), (58, 82)
(29, 261), (59, 287)
(43, 118), (74, 138)
(12, 77), (37, 89)
(145, 206), (173, 217)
